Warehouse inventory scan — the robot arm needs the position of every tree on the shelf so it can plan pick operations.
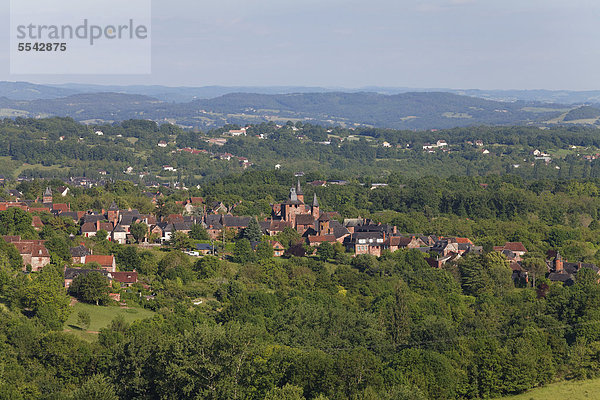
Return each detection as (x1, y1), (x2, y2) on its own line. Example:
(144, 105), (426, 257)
(171, 231), (192, 250)
(116, 246), (141, 271)
(20, 265), (71, 329)
(0, 207), (36, 238)
(458, 253), (513, 297)
(256, 241), (274, 260)
(233, 239), (256, 264)
(69, 374), (118, 400)
(69, 271), (110, 306)
(194, 255), (220, 278)
(243, 217), (263, 243)
(0, 238), (23, 270)
(285, 243), (306, 258)
(317, 242), (335, 261)
(521, 253), (548, 287)
(77, 310), (91, 330)
(190, 223), (210, 240)
(94, 229), (109, 243)
(275, 227), (303, 249)
(130, 222), (148, 244)
(264, 384), (306, 400)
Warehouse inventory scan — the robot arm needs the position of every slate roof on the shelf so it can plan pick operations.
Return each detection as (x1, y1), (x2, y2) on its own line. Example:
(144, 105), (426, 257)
(113, 224), (127, 233)
(70, 245), (91, 258)
(64, 268), (111, 280)
(548, 272), (575, 284)
(205, 214), (223, 229)
(564, 262), (599, 274)
(270, 220), (293, 231)
(259, 220), (271, 234)
(83, 214), (106, 224)
(295, 214), (316, 226)
(120, 215), (138, 226)
(330, 220), (349, 239)
(222, 216), (251, 228)
(173, 222), (194, 231)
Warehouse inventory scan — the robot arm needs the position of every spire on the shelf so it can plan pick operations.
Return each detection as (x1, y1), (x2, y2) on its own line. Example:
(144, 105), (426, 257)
(313, 193), (319, 207)
(109, 201), (118, 211)
(296, 179), (303, 195)
(44, 187), (52, 196)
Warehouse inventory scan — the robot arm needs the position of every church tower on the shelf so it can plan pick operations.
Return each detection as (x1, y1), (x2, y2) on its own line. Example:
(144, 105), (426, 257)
(43, 187), (53, 204)
(296, 180), (304, 203)
(312, 193), (320, 219)
(107, 201), (120, 225)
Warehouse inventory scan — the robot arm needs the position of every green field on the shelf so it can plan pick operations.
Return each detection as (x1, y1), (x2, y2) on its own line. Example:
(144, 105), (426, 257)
(64, 301), (155, 340)
(498, 378), (600, 399)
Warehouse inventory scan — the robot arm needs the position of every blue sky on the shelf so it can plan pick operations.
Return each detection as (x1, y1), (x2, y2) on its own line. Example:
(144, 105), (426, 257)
(1, 0), (599, 90)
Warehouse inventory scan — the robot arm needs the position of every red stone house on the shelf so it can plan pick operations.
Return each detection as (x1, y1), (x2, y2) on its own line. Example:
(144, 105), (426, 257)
(3, 236), (51, 272)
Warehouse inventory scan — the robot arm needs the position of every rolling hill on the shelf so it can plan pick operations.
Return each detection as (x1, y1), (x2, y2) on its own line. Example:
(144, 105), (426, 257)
(0, 88), (576, 130)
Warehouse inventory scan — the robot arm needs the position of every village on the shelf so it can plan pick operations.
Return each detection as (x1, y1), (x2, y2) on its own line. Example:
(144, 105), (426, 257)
(0, 179), (596, 299)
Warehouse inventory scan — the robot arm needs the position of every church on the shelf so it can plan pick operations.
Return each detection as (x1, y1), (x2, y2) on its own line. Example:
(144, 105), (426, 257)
(271, 181), (349, 244)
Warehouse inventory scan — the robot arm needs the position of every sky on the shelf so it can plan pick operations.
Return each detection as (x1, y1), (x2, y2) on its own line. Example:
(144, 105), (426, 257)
(1, 0), (599, 90)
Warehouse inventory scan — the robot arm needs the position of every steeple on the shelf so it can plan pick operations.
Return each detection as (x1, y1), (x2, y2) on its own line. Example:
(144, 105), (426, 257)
(312, 193), (320, 219)
(43, 187), (53, 204)
(289, 187), (298, 202)
(296, 180), (304, 203)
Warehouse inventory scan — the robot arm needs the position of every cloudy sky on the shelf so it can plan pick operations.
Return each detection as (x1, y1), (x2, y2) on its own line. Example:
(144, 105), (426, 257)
(1, 0), (599, 90)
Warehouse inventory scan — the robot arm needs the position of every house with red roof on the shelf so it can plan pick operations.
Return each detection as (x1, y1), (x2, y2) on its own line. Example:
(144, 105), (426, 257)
(85, 255), (116, 273)
(3, 236), (50, 272)
(494, 242), (528, 261)
(112, 271), (138, 287)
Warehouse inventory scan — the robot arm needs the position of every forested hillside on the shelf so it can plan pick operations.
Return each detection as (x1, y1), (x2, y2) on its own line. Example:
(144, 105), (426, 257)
(0, 91), (571, 129)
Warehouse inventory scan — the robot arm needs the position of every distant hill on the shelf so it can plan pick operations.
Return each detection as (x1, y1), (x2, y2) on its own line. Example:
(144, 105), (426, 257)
(2, 81), (600, 104)
(0, 81), (79, 100)
(0, 90), (574, 130)
(563, 105), (600, 122)
(180, 91), (566, 129)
